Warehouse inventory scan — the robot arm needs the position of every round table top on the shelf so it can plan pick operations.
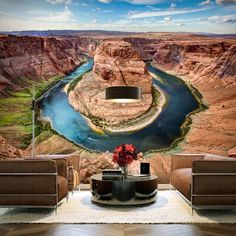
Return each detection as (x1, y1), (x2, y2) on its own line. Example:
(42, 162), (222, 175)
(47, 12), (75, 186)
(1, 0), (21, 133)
(91, 173), (158, 182)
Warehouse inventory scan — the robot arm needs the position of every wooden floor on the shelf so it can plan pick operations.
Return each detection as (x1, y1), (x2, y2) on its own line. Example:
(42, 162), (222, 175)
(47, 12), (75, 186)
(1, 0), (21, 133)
(0, 224), (236, 236)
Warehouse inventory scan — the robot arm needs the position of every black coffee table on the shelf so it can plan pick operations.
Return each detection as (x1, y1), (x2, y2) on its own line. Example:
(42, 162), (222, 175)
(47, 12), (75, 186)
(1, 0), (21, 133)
(90, 174), (158, 205)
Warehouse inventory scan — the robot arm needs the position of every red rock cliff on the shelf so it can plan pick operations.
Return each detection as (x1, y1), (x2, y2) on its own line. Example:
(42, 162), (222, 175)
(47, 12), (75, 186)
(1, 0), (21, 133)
(151, 38), (236, 155)
(0, 135), (29, 159)
(0, 35), (98, 96)
(153, 41), (235, 83)
(93, 40), (152, 93)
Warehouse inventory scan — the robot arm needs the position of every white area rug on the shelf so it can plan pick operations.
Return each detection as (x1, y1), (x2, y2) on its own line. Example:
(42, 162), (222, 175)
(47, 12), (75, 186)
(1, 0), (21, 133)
(0, 190), (235, 224)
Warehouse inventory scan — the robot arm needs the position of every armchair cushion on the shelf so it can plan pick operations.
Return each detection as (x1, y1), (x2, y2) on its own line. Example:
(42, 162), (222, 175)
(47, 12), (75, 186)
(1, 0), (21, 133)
(228, 146), (236, 158)
(171, 168), (192, 200)
(204, 154), (236, 161)
(57, 176), (68, 202)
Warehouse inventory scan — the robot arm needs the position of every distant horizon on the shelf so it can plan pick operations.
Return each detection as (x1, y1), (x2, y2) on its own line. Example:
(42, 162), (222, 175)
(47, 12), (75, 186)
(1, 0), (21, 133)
(1, 29), (236, 36)
(0, 0), (236, 34)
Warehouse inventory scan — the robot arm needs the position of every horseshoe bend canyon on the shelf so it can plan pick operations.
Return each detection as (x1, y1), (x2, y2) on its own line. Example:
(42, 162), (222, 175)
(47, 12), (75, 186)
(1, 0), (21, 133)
(0, 32), (235, 183)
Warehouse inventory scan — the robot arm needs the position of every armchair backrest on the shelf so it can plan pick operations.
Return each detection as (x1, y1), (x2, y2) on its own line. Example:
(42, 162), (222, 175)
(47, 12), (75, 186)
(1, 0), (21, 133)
(0, 159), (56, 173)
(192, 160), (236, 173)
(24, 157), (68, 178)
(0, 160), (57, 195)
(192, 160), (236, 195)
(171, 154), (205, 172)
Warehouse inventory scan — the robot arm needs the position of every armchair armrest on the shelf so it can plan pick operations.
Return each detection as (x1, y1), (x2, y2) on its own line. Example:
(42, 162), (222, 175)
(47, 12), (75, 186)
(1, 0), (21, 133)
(53, 158), (68, 179)
(171, 154), (205, 172)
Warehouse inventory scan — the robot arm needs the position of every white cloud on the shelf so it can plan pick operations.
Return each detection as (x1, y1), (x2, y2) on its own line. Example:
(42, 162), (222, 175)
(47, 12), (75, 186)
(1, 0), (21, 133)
(46, 0), (71, 4)
(216, 0), (236, 4)
(128, 7), (209, 19)
(146, 5), (161, 11)
(81, 3), (89, 7)
(92, 19), (98, 23)
(99, 0), (163, 4)
(2, 14), (235, 34)
(33, 6), (74, 22)
(205, 14), (236, 22)
(164, 16), (172, 21)
(98, 0), (112, 3)
(123, 0), (163, 4)
(199, 0), (211, 6)
(0, 17), (78, 31)
(103, 10), (114, 13)
(101, 0), (235, 5)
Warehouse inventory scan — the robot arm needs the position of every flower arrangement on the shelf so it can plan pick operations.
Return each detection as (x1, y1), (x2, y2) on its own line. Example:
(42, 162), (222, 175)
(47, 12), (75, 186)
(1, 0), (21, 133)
(113, 144), (138, 167)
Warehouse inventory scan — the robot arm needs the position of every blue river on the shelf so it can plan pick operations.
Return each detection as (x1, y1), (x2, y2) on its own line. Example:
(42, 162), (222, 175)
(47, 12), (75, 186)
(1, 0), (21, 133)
(40, 58), (198, 152)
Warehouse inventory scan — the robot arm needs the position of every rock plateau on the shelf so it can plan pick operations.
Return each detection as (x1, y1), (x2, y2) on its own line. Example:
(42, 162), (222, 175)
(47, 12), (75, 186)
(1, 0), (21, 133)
(69, 40), (153, 126)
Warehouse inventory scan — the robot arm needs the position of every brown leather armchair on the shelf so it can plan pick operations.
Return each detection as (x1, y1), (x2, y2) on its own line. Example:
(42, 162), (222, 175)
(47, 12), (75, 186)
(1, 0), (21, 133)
(170, 153), (236, 213)
(0, 159), (68, 212)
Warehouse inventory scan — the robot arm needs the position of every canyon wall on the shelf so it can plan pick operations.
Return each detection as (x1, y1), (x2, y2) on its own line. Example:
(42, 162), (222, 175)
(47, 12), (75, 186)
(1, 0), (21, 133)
(123, 37), (160, 61)
(0, 35), (98, 96)
(150, 37), (236, 155)
(153, 40), (235, 83)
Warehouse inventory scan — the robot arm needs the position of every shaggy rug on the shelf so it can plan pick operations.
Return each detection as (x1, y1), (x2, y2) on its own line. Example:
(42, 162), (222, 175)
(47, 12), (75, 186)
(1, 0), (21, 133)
(0, 190), (235, 224)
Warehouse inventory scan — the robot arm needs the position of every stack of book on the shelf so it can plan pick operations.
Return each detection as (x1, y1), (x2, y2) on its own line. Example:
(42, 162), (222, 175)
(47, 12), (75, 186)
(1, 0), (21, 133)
(102, 169), (123, 180)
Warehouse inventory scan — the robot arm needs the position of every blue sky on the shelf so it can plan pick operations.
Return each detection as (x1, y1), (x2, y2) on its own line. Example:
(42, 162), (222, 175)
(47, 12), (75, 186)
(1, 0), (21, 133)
(0, 0), (235, 33)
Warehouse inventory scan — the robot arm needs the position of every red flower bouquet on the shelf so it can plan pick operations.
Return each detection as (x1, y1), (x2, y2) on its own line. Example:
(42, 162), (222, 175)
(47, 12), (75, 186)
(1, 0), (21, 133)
(113, 144), (138, 167)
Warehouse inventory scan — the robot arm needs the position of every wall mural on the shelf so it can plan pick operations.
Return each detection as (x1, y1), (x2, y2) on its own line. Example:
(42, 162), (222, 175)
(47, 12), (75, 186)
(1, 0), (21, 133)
(40, 42), (199, 153)
(0, 31), (236, 184)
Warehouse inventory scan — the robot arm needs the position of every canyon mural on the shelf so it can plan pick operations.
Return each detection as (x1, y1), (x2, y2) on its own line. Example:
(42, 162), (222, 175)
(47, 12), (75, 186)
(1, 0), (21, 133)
(0, 32), (236, 184)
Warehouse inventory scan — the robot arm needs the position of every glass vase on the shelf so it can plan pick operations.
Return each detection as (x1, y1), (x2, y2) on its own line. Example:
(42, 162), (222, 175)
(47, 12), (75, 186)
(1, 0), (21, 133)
(121, 165), (128, 179)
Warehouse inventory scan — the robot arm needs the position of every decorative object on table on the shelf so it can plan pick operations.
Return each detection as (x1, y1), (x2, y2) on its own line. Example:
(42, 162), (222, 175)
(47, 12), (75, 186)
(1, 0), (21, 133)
(112, 144), (138, 178)
(102, 169), (122, 180)
(102, 169), (122, 175)
(140, 162), (150, 175)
